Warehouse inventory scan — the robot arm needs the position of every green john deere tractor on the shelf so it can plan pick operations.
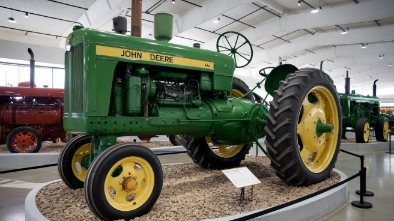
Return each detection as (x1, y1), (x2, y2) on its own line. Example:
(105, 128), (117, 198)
(340, 76), (389, 143)
(58, 13), (342, 220)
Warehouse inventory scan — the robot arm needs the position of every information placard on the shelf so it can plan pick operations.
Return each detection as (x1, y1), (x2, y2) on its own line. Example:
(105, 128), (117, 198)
(222, 167), (261, 188)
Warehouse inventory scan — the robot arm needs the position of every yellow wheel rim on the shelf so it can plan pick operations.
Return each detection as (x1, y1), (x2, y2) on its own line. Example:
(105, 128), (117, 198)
(205, 136), (243, 158)
(104, 156), (154, 211)
(203, 88), (246, 158)
(71, 143), (90, 182)
(383, 121), (389, 140)
(297, 86), (339, 173)
(363, 121), (370, 142)
(232, 89), (244, 98)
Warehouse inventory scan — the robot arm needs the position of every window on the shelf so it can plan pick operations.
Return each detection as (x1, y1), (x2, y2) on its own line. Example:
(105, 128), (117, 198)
(0, 62), (64, 88)
(53, 68), (65, 88)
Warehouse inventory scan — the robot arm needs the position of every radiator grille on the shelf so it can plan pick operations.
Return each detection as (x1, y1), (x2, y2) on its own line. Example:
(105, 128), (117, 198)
(70, 44), (83, 113)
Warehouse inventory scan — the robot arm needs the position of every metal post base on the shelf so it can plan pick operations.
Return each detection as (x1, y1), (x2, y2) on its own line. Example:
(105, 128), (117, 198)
(351, 200), (373, 208)
(356, 190), (374, 196)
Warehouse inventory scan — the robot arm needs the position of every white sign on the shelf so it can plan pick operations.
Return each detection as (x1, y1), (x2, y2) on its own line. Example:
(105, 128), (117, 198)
(222, 167), (261, 188)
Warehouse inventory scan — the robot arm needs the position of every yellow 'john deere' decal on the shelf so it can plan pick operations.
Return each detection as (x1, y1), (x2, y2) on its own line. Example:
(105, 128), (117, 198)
(96, 45), (214, 70)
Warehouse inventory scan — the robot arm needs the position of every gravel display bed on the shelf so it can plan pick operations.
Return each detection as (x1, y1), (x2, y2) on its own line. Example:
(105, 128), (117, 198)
(36, 156), (340, 221)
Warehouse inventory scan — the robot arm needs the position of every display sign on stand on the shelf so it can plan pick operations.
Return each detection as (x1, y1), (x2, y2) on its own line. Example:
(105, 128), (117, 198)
(222, 167), (261, 204)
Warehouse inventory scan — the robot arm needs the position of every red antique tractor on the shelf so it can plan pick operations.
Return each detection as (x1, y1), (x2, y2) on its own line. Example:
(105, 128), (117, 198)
(0, 48), (66, 153)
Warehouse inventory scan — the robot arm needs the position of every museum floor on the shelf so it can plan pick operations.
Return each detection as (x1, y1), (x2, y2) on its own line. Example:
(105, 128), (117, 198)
(1, 138), (393, 221)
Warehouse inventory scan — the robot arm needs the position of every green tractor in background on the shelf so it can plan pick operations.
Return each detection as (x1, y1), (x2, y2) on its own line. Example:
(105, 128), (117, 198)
(58, 13), (342, 220)
(340, 76), (389, 143)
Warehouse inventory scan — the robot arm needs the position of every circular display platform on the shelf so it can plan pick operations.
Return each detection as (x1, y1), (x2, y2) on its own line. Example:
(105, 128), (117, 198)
(26, 165), (348, 221)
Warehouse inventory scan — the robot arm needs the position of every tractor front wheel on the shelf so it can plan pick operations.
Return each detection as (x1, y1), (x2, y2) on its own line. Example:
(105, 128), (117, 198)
(6, 126), (42, 153)
(58, 135), (92, 189)
(355, 118), (370, 143)
(265, 68), (341, 186)
(84, 144), (163, 220)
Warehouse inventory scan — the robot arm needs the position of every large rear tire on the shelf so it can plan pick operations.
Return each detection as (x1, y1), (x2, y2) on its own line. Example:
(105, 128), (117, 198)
(355, 118), (370, 143)
(185, 77), (253, 169)
(265, 68), (341, 186)
(84, 144), (163, 220)
(6, 126), (42, 153)
(168, 135), (187, 146)
(376, 119), (389, 142)
(58, 135), (92, 189)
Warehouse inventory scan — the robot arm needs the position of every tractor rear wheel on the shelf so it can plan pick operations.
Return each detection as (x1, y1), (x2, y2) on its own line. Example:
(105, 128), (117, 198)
(84, 144), (163, 221)
(6, 126), (42, 153)
(375, 119), (389, 142)
(355, 118), (370, 143)
(168, 135), (187, 146)
(185, 77), (253, 169)
(58, 135), (92, 189)
(265, 68), (341, 186)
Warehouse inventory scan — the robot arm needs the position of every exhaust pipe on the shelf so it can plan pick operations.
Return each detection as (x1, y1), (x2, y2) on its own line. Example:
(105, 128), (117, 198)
(131, 0), (142, 37)
(27, 48), (35, 88)
(344, 71), (350, 94)
(373, 79), (378, 97)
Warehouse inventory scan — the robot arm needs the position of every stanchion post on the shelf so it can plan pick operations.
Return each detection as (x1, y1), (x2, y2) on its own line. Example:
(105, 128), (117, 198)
(356, 155), (374, 196)
(387, 130), (394, 154)
(352, 156), (373, 208)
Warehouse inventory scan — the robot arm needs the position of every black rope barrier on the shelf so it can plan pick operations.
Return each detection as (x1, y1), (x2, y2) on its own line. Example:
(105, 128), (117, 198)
(0, 147), (374, 219)
(0, 150), (189, 174)
(231, 148), (374, 220)
(340, 149), (374, 200)
(387, 131), (394, 154)
(0, 163), (58, 174)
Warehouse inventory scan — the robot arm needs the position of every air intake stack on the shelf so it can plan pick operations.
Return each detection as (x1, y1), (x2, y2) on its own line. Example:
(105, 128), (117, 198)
(344, 71), (350, 94)
(154, 13), (173, 42)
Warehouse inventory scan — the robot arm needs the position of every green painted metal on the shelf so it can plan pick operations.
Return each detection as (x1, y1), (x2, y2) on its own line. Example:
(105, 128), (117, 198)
(316, 119), (332, 137)
(154, 13), (173, 42)
(216, 31), (253, 68)
(124, 74), (142, 116)
(265, 64), (299, 96)
(113, 79), (124, 115)
(339, 92), (381, 136)
(63, 25), (272, 170)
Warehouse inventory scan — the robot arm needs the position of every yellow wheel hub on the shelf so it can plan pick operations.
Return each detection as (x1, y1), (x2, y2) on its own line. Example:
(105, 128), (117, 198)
(383, 121), (389, 140)
(104, 156), (154, 211)
(205, 136), (243, 158)
(71, 143), (91, 182)
(363, 121), (370, 142)
(297, 86), (339, 173)
(232, 89), (244, 98)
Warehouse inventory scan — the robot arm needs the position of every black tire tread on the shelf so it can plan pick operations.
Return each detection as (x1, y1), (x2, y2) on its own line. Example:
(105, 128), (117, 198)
(6, 126), (42, 153)
(58, 135), (92, 189)
(355, 118), (369, 143)
(265, 68), (342, 186)
(375, 119), (388, 142)
(184, 77), (254, 170)
(84, 144), (163, 221)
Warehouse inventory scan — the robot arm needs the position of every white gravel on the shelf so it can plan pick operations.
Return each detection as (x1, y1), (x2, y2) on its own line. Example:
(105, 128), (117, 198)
(36, 156), (340, 221)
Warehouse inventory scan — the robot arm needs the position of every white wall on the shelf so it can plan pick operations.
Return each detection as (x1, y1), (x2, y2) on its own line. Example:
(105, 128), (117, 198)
(0, 39), (64, 66)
